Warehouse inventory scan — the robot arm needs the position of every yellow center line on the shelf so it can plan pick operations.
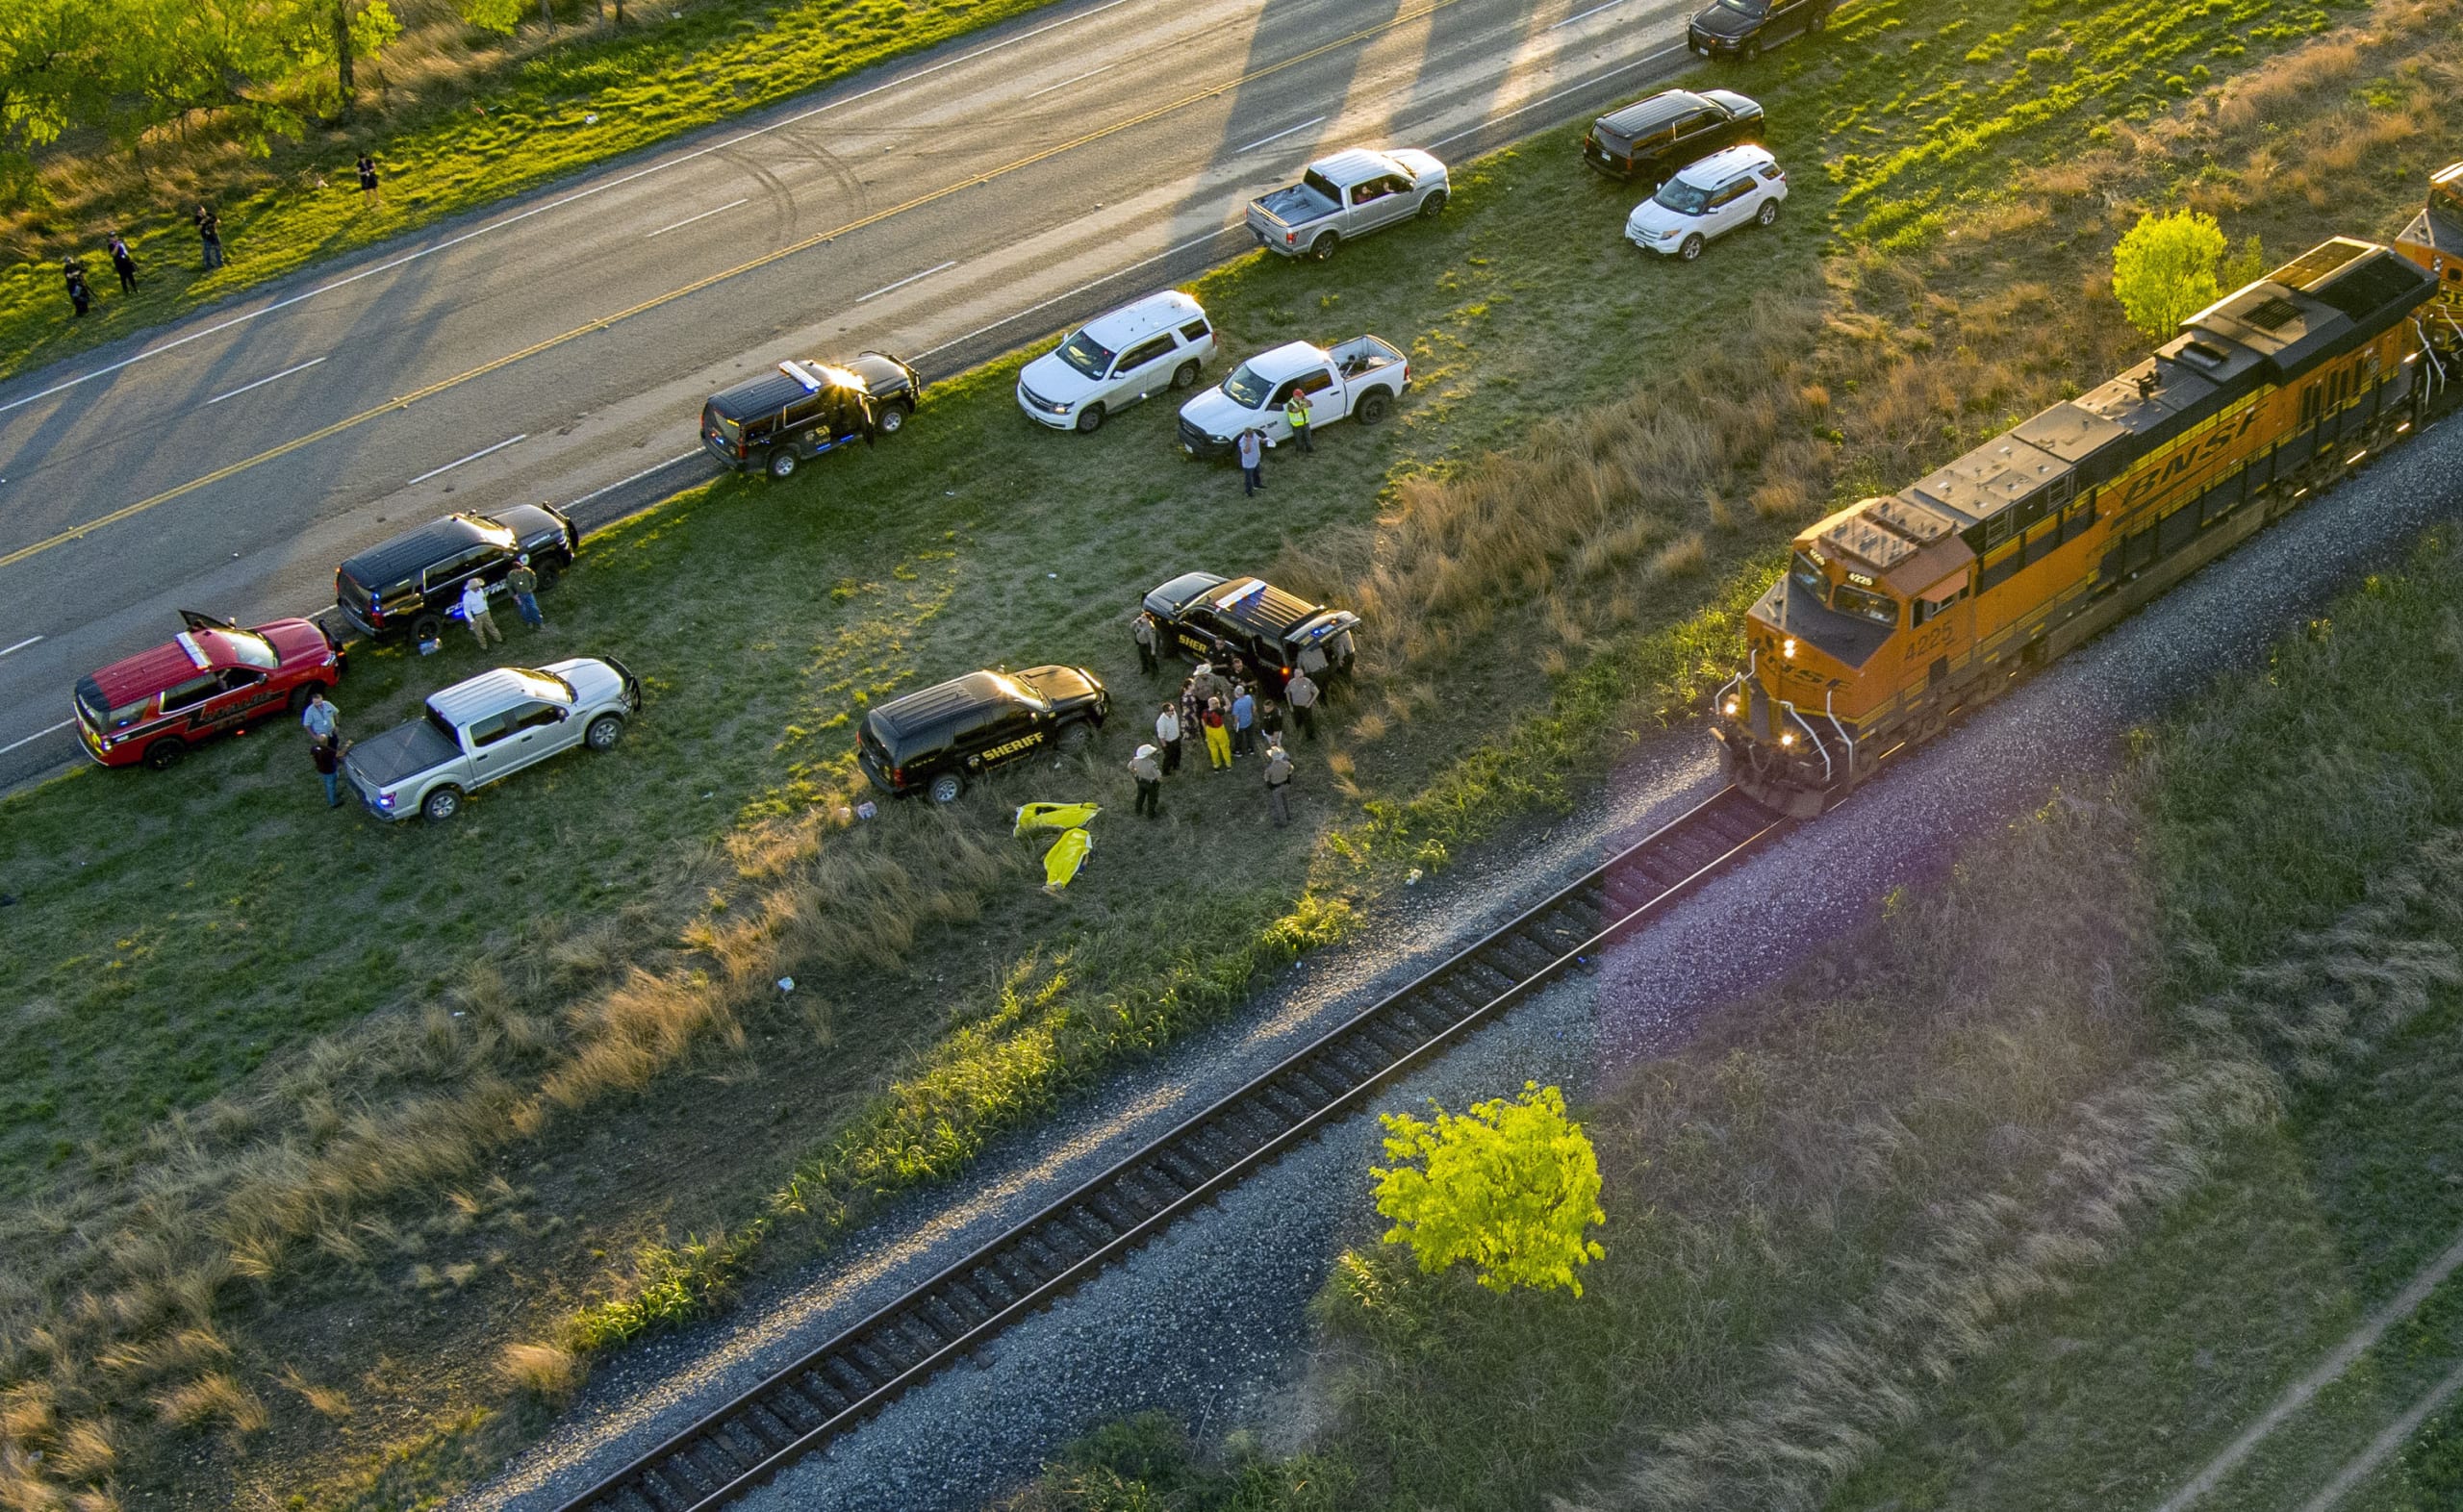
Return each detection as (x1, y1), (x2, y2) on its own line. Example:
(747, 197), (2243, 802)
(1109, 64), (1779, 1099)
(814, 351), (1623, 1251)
(0, 0), (1471, 576)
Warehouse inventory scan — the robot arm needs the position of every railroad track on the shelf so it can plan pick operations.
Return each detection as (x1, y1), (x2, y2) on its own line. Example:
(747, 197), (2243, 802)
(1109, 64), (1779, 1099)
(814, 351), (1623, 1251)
(558, 785), (1789, 1512)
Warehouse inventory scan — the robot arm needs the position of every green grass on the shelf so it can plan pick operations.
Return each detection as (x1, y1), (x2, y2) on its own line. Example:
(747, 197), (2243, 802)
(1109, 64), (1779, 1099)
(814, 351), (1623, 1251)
(0, 0), (1063, 383)
(0, 0), (2395, 1502)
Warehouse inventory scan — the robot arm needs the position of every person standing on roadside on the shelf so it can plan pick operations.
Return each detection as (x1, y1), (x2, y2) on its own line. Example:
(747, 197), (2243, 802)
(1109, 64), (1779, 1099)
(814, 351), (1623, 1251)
(1257, 697), (1284, 749)
(1132, 611), (1159, 675)
(1231, 683), (1256, 758)
(1236, 426), (1266, 497)
(1180, 677), (1203, 754)
(198, 208), (225, 269)
(1130, 744), (1163, 819)
(1263, 741), (1294, 827)
(63, 258), (90, 316)
(300, 688), (340, 743)
(1283, 666), (1318, 742)
(506, 554), (545, 629)
(1283, 388), (1314, 454)
(107, 234), (137, 292)
(357, 153), (382, 207)
(312, 733), (348, 808)
(1155, 700), (1182, 775)
(1202, 696), (1232, 771)
(460, 574), (502, 648)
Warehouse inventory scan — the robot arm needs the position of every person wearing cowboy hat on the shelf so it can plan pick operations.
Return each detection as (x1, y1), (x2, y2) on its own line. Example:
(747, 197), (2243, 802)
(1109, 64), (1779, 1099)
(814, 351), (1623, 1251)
(1130, 743), (1164, 819)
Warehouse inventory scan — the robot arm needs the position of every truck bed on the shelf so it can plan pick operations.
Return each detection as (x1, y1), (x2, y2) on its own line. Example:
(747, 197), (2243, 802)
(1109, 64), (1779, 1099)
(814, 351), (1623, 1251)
(1327, 335), (1406, 379)
(1252, 182), (1336, 230)
(345, 718), (459, 788)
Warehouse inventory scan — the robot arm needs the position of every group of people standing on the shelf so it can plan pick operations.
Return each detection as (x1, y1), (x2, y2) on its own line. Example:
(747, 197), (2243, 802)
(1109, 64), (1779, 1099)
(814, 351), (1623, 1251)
(459, 558), (546, 648)
(1127, 614), (1324, 828)
(58, 153), (380, 319)
(1234, 387), (1316, 497)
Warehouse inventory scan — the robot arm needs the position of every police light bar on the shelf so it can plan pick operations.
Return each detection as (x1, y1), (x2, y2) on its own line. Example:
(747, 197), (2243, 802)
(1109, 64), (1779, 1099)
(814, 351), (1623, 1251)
(778, 360), (825, 392)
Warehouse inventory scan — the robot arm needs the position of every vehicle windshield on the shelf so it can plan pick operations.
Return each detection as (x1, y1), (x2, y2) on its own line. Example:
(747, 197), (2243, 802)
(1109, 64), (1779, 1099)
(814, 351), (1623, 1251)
(988, 673), (1051, 713)
(1221, 363), (1275, 408)
(1653, 178), (1713, 214)
(213, 629), (280, 670)
(1058, 331), (1117, 379)
(512, 668), (576, 704)
(425, 704), (461, 745)
(1790, 551), (1825, 599)
(1717, 0), (1768, 14)
(1831, 582), (1900, 626)
(703, 403), (739, 439)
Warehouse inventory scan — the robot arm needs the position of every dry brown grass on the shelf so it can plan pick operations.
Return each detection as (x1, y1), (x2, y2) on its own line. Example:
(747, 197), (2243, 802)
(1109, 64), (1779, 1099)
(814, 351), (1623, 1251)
(495, 1342), (583, 1401)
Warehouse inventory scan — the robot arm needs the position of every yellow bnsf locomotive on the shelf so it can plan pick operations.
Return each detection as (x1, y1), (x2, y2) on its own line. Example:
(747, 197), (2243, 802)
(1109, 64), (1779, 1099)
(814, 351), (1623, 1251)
(1714, 232), (2450, 817)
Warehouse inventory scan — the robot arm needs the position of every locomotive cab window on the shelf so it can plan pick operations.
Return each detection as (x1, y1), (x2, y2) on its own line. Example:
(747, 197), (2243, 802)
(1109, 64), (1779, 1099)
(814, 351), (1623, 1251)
(1831, 582), (1898, 626)
(1790, 551), (1825, 597)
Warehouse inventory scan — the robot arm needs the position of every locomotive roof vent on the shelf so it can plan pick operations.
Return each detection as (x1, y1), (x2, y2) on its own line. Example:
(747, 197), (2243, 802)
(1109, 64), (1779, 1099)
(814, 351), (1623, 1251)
(1866, 495), (1955, 543)
(2240, 295), (2301, 332)
(2178, 339), (2232, 370)
(1819, 514), (1918, 570)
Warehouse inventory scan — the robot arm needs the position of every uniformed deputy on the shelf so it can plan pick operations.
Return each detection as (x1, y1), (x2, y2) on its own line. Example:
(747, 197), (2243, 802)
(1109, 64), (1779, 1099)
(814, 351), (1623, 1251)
(1282, 667), (1319, 742)
(1131, 744), (1164, 819)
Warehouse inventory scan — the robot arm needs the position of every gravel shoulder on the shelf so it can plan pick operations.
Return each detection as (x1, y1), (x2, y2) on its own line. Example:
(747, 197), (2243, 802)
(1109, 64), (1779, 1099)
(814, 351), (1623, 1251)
(468, 414), (2463, 1512)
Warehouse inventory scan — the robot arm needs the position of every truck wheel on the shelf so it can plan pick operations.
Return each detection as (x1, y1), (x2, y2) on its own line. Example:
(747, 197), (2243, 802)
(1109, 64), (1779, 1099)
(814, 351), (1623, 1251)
(411, 612), (444, 643)
(585, 715), (624, 751)
(928, 771), (964, 804)
(1810, 5), (1831, 30)
(143, 737), (188, 772)
(1170, 359), (1202, 391)
(1757, 198), (1781, 227)
(1742, 37), (1763, 60)
(1075, 404), (1106, 435)
(1679, 234), (1706, 262)
(1356, 390), (1393, 426)
(421, 786), (463, 822)
(535, 560), (563, 592)
(1308, 232), (1339, 262)
(1056, 719), (1093, 753)
(1418, 190), (1449, 219)
(876, 398), (912, 436)
(767, 447), (799, 479)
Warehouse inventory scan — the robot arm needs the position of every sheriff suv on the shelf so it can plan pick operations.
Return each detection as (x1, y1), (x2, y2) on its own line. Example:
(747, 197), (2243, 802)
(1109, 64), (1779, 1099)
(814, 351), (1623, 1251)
(1141, 573), (1359, 692)
(1689, 0), (1836, 60)
(1584, 88), (1764, 185)
(334, 506), (578, 643)
(701, 353), (923, 478)
(74, 610), (345, 770)
(857, 667), (1111, 804)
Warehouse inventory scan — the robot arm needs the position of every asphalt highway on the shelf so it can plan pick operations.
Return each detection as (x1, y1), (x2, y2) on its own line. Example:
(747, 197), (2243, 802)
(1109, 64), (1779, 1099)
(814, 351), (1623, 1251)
(0, 0), (1707, 788)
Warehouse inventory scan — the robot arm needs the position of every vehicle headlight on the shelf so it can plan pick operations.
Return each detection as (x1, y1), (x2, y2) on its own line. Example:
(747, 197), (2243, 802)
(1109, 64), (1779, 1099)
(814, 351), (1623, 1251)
(378, 791), (395, 808)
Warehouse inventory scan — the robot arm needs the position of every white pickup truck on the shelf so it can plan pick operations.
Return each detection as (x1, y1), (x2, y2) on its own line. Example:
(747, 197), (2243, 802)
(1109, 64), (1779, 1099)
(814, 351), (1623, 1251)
(345, 659), (640, 822)
(1176, 337), (1410, 458)
(1246, 148), (1449, 261)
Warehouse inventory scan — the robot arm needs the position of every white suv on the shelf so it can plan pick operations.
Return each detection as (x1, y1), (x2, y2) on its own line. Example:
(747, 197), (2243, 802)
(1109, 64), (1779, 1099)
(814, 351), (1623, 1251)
(1016, 290), (1218, 434)
(1625, 144), (1788, 261)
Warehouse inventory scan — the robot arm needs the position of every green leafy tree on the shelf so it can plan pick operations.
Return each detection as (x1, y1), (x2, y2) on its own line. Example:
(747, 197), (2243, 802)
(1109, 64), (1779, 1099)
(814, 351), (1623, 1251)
(461, 0), (526, 37)
(2112, 209), (2228, 340)
(1371, 1082), (1607, 1297)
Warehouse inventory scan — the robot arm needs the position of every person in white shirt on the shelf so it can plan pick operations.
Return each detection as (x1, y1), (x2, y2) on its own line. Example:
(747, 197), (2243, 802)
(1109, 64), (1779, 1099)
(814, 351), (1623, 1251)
(1155, 701), (1182, 774)
(460, 574), (502, 647)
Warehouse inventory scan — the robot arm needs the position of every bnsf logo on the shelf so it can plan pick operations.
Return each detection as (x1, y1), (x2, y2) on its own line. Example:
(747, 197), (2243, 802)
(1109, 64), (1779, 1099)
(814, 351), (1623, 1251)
(981, 732), (1044, 762)
(2119, 405), (2263, 508)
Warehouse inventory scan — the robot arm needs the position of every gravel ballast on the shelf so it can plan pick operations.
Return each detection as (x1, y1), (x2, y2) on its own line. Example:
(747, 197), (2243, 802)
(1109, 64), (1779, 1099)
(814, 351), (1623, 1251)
(467, 413), (2463, 1512)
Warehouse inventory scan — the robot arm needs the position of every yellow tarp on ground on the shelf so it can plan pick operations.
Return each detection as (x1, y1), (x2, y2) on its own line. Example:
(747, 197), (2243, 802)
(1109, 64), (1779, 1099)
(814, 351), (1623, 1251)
(1014, 801), (1101, 837)
(1042, 827), (1094, 891)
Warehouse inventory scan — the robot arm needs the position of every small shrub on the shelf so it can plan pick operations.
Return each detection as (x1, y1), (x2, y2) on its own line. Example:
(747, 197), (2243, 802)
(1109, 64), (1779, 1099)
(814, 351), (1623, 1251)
(495, 1341), (583, 1400)
(1372, 1083), (1607, 1297)
(2110, 209), (2227, 340)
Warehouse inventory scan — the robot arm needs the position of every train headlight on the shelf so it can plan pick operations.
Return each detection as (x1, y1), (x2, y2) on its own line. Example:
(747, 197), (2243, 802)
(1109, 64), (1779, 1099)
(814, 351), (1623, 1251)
(1782, 638), (1798, 659)
(1722, 700), (1739, 717)
(1780, 732), (1796, 747)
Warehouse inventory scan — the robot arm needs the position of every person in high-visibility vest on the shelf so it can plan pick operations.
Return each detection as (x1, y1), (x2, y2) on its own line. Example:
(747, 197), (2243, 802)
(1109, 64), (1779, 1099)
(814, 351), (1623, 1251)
(1284, 389), (1315, 453)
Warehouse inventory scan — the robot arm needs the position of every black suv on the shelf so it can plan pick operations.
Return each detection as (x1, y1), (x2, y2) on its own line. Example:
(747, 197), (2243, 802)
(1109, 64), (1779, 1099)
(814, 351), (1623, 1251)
(701, 352), (923, 479)
(1689, 0), (1835, 60)
(1585, 88), (1764, 184)
(857, 666), (1110, 803)
(333, 506), (578, 643)
(1141, 573), (1360, 692)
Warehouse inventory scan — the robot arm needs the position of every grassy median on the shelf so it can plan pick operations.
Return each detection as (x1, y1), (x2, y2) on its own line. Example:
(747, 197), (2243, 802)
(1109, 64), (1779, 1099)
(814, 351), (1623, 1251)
(0, 0), (1063, 385)
(0, 0), (2401, 1504)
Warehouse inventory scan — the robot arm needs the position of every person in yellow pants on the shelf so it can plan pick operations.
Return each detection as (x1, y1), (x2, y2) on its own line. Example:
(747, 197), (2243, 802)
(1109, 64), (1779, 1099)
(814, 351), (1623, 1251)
(1202, 696), (1233, 770)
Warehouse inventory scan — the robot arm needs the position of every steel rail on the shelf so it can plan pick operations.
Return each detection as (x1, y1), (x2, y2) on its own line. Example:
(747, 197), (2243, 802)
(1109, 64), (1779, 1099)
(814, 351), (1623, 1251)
(556, 784), (1789, 1512)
